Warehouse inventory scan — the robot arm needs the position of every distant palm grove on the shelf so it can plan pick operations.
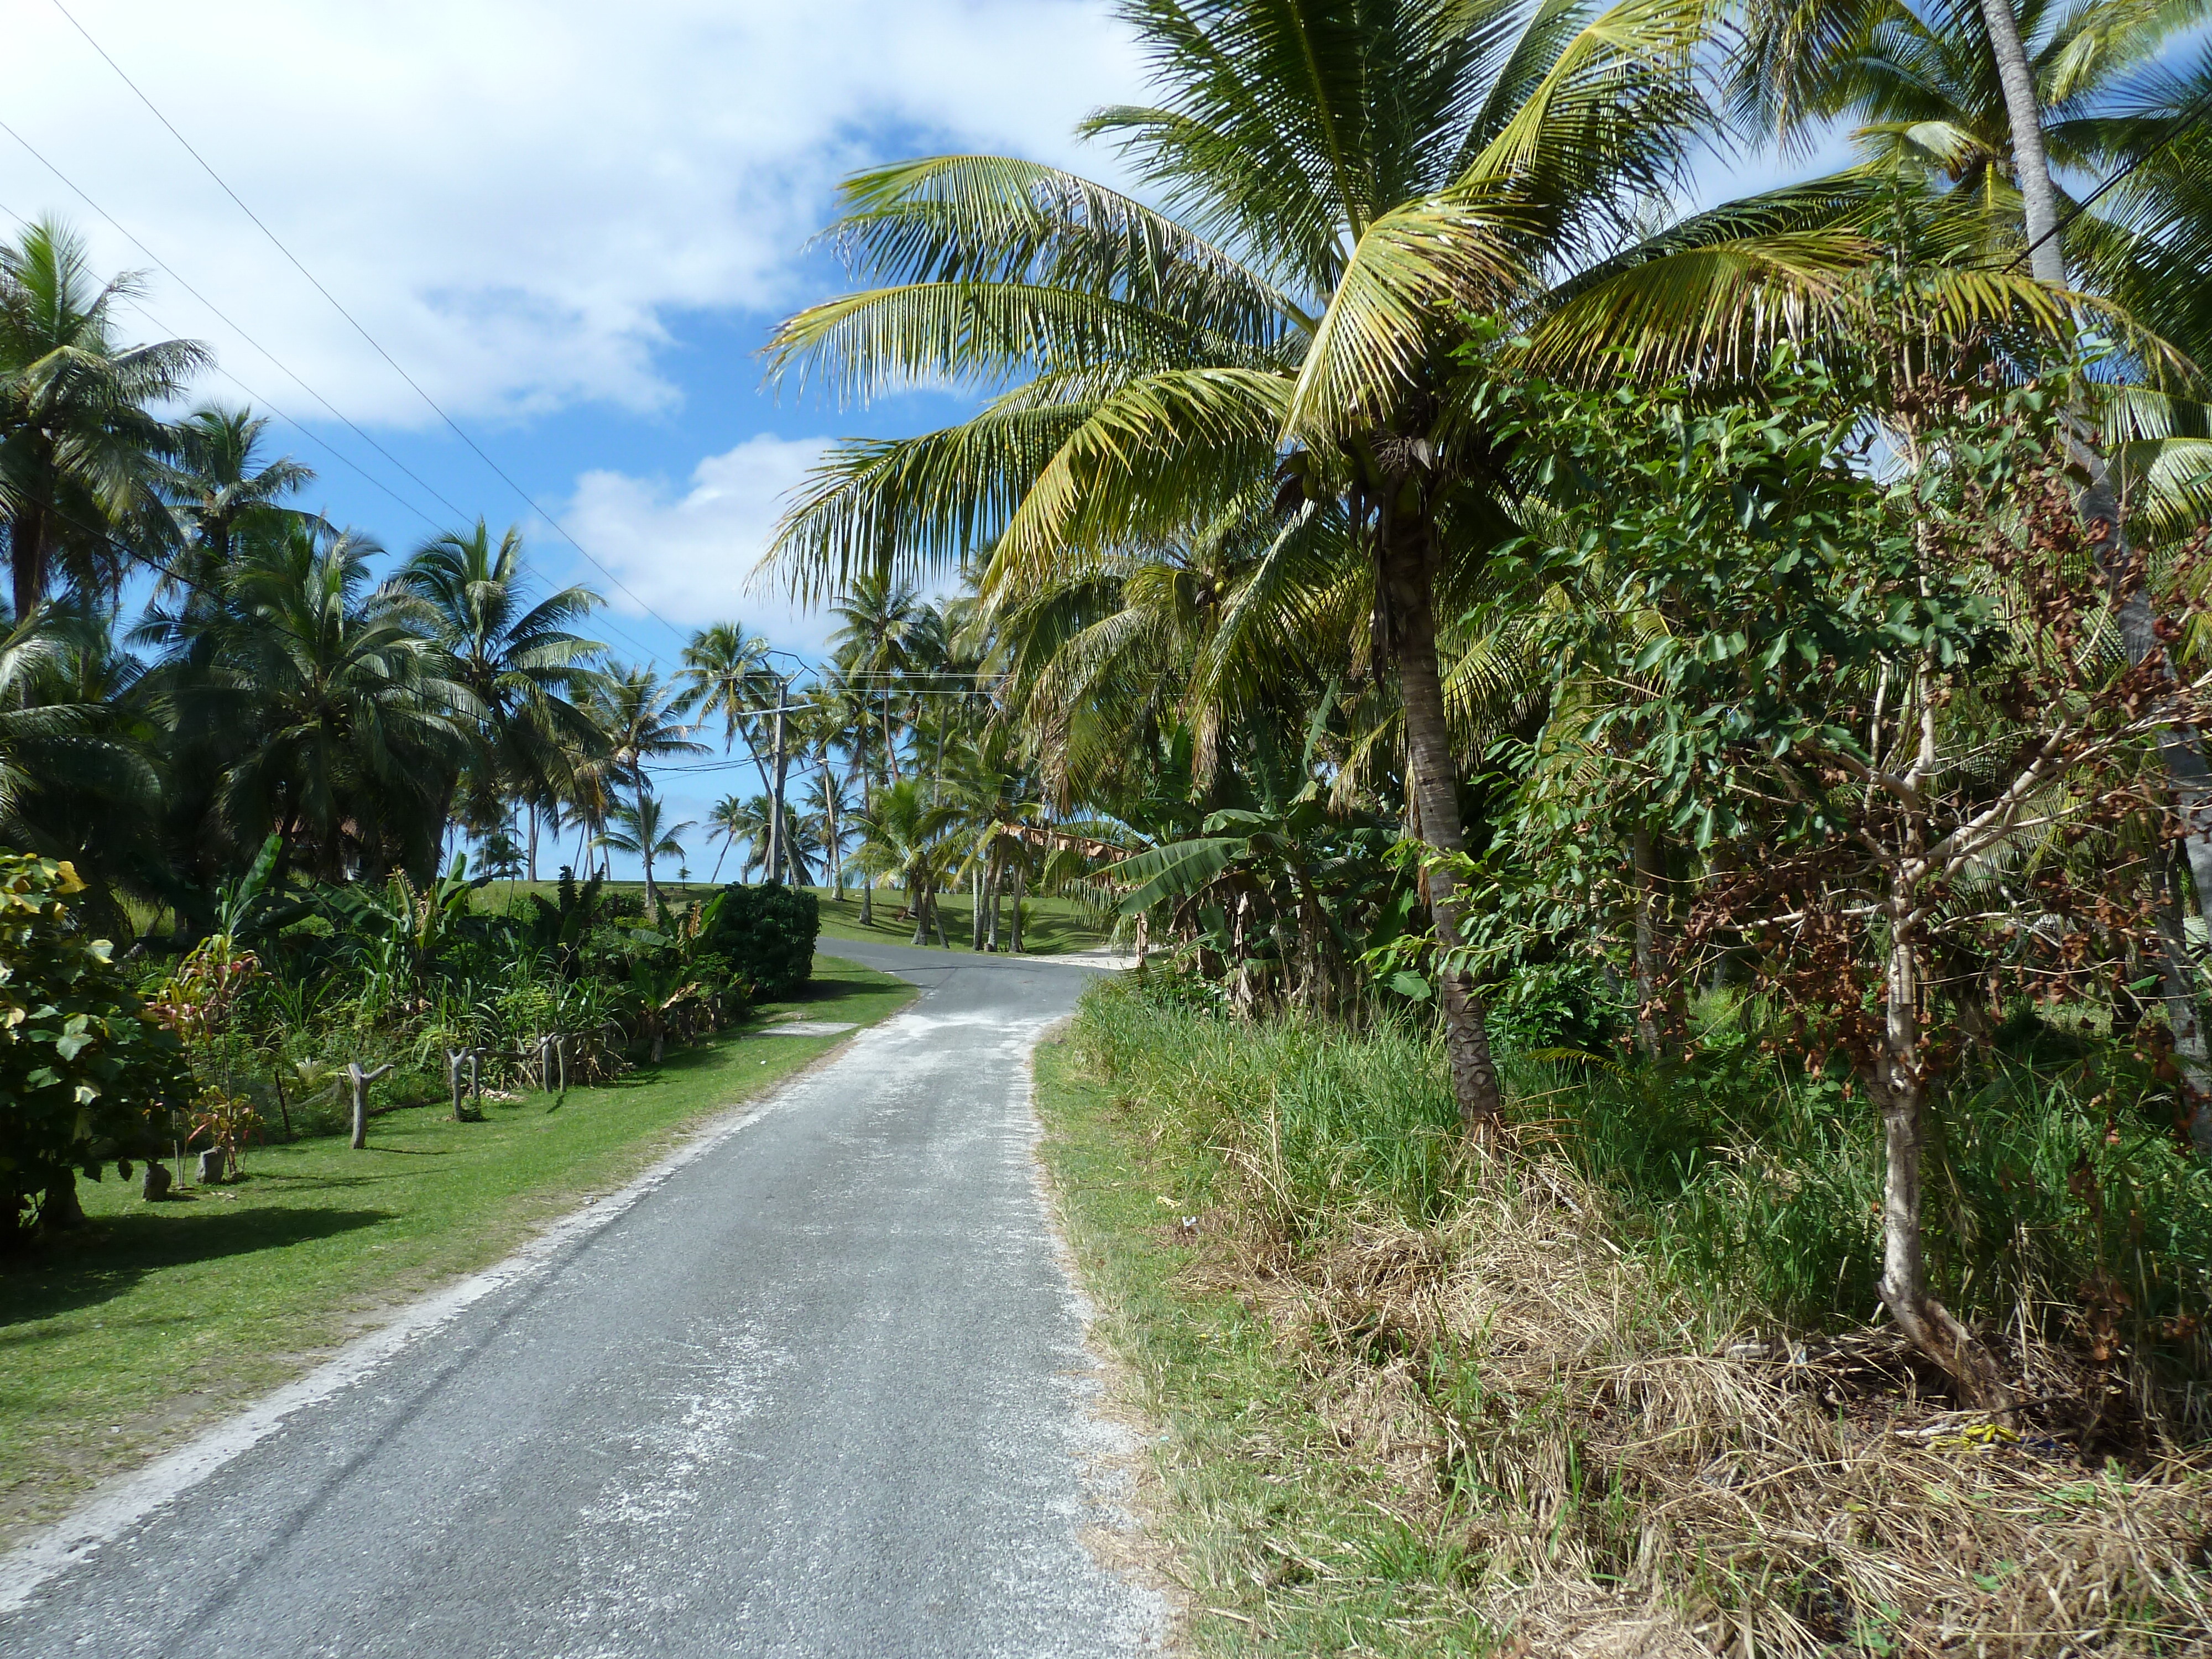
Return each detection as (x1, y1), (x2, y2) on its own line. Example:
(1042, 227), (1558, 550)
(11, 0), (2212, 1475)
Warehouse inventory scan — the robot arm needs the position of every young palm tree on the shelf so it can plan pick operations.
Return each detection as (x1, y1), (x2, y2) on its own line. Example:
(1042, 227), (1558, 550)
(597, 792), (693, 916)
(0, 217), (207, 615)
(852, 776), (959, 947)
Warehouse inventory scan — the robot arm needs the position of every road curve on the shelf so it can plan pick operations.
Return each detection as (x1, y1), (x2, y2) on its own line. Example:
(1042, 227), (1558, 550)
(1, 942), (1168, 1658)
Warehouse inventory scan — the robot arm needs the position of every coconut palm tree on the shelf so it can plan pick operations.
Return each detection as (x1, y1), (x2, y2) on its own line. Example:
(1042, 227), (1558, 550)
(829, 571), (927, 791)
(767, 0), (1976, 1124)
(392, 520), (605, 848)
(582, 661), (707, 859)
(0, 604), (153, 861)
(852, 776), (959, 947)
(597, 792), (693, 916)
(705, 792), (753, 884)
(0, 217), (206, 616)
(678, 620), (778, 787)
(184, 522), (472, 881)
(161, 404), (316, 585)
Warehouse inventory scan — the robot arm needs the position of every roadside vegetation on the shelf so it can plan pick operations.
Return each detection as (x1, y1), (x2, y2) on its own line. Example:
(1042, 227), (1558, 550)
(12, 0), (2212, 1647)
(1041, 980), (2212, 1653)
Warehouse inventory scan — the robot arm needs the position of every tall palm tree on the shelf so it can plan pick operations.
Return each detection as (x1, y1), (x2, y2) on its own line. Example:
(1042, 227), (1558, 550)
(829, 571), (926, 791)
(578, 662), (707, 879)
(161, 405), (316, 586)
(0, 217), (206, 616)
(392, 520), (605, 848)
(597, 792), (692, 916)
(766, 0), (1928, 1125)
(800, 761), (855, 897)
(678, 620), (778, 789)
(705, 792), (752, 884)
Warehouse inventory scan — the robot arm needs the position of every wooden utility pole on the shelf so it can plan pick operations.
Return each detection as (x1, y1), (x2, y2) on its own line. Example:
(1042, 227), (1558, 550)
(767, 673), (792, 885)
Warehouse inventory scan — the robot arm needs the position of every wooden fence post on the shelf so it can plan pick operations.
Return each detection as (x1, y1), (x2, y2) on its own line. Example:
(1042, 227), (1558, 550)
(347, 1062), (394, 1149)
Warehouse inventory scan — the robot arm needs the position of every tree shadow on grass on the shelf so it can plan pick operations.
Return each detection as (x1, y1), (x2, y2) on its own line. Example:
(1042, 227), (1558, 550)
(784, 973), (899, 1011)
(0, 1206), (390, 1331)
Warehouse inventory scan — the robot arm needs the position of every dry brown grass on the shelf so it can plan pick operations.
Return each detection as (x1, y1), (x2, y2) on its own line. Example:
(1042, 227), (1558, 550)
(1193, 1156), (2212, 1656)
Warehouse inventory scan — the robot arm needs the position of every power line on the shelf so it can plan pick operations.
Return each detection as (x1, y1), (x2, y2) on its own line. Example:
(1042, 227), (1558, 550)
(0, 161), (669, 666)
(2006, 81), (2212, 273)
(0, 116), (474, 526)
(50, 0), (698, 642)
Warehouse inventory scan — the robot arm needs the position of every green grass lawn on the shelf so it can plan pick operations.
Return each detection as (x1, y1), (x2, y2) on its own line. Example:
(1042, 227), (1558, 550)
(475, 879), (1115, 955)
(0, 953), (913, 1543)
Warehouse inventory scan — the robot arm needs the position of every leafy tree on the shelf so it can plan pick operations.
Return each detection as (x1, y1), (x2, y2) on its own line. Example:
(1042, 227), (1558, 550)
(0, 852), (191, 1239)
(1489, 352), (2212, 1401)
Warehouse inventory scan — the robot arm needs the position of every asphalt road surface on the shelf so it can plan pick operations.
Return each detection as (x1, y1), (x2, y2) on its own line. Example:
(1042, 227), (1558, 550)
(1, 942), (1168, 1658)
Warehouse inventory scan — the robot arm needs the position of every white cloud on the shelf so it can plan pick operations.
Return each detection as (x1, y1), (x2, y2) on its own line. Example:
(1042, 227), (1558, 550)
(0, 1), (1142, 424)
(564, 434), (831, 647)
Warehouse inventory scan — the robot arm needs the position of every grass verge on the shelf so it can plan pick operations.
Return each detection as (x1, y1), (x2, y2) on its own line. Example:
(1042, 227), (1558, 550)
(0, 952), (912, 1543)
(1036, 1036), (1499, 1657)
(1036, 978), (2212, 1657)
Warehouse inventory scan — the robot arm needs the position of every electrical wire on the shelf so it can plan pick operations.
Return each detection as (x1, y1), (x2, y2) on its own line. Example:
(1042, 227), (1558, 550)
(0, 162), (669, 666)
(48, 0), (701, 643)
(2005, 81), (2212, 273)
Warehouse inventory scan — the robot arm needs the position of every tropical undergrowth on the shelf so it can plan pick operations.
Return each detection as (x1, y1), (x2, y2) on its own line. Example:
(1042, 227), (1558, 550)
(1055, 972), (2212, 1656)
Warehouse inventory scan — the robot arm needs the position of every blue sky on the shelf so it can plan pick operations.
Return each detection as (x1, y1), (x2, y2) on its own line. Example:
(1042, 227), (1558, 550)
(1, 0), (1850, 879)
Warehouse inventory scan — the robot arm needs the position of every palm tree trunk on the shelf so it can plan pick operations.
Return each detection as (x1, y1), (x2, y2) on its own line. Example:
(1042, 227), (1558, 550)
(527, 803), (539, 884)
(10, 499), (50, 620)
(1979, 0), (2212, 1144)
(987, 856), (1001, 952)
(1379, 519), (1504, 1132)
(1009, 865), (1023, 954)
(1979, 0), (2065, 288)
(858, 768), (875, 925)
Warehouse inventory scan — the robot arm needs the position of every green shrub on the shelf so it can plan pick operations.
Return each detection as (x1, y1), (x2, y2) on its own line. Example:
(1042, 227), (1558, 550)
(0, 852), (194, 1237)
(703, 885), (819, 999)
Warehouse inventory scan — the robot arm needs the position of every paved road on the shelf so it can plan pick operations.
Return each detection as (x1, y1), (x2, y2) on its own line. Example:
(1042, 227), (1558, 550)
(1, 943), (1167, 1658)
